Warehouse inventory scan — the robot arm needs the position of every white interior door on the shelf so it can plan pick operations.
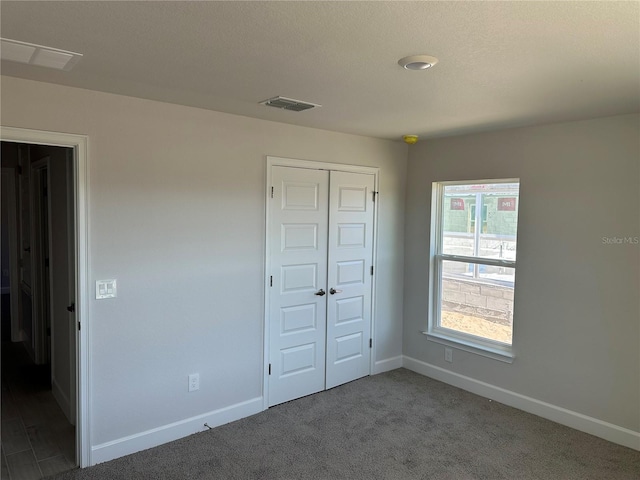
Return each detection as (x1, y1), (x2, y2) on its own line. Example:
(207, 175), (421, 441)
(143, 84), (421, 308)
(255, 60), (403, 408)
(268, 164), (376, 406)
(326, 171), (375, 389)
(66, 152), (77, 429)
(268, 166), (329, 406)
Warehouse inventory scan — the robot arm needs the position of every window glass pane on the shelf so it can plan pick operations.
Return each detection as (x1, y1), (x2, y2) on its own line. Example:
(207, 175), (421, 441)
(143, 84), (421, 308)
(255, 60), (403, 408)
(442, 183), (519, 260)
(439, 260), (515, 344)
(442, 188), (474, 256)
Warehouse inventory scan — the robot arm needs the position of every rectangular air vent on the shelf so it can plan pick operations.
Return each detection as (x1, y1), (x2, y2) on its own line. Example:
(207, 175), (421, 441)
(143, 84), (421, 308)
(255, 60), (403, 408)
(1, 38), (82, 71)
(259, 96), (321, 112)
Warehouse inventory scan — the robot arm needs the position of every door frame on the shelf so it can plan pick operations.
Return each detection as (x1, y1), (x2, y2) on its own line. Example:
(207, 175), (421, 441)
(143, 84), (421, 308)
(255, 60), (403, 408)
(0, 126), (91, 468)
(263, 156), (379, 411)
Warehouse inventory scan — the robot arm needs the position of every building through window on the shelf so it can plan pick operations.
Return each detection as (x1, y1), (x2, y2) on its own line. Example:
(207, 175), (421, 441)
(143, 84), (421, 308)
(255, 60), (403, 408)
(428, 180), (520, 360)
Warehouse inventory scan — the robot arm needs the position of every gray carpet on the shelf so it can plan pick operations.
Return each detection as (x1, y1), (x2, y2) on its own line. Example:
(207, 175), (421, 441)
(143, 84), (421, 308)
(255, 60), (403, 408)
(49, 369), (640, 479)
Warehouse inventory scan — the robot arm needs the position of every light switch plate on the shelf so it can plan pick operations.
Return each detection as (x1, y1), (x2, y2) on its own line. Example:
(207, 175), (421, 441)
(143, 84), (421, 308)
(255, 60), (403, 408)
(96, 279), (117, 299)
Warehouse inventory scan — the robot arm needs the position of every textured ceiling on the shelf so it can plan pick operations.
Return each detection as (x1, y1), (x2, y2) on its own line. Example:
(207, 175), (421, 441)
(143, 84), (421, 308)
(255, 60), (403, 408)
(1, 1), (638, 140)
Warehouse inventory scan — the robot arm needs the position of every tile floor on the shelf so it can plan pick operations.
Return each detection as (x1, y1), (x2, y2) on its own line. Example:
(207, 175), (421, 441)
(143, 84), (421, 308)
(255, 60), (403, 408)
(2, 341), (77, 479)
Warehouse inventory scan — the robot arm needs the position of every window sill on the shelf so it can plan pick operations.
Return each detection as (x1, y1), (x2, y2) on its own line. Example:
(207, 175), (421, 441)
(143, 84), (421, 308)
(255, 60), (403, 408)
(422, 330), (515, 364)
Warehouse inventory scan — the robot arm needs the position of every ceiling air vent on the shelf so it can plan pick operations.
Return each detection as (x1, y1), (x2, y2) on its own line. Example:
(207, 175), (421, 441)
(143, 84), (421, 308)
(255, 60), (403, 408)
(1, 37), (82, 71)
(259, 96), (321, 112)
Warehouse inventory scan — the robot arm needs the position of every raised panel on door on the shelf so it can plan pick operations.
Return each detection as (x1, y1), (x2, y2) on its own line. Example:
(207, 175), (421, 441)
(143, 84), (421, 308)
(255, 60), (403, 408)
(268, 167), (329, 406)
(326, 171), (375, 389)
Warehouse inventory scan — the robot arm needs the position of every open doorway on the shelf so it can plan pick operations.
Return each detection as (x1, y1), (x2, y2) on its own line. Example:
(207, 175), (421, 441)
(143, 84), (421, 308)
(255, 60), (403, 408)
(1, 141), (78, 478)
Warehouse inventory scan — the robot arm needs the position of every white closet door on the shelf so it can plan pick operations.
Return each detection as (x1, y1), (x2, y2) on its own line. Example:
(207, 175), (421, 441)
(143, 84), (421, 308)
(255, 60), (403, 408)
(268, 166), (329, 406)
(325, 171), (375, 389)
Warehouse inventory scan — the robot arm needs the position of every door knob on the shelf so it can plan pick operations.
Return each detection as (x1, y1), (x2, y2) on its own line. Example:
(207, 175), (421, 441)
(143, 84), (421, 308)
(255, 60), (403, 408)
(329, 288), (343, 295)
(315, 289), (326, 296)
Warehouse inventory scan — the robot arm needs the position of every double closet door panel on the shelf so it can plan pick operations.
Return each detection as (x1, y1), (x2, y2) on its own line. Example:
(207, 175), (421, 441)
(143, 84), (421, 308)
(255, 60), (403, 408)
(268, 166), (375, 407)
(326, 171), (375, 389)
(269, 166), (329, 407)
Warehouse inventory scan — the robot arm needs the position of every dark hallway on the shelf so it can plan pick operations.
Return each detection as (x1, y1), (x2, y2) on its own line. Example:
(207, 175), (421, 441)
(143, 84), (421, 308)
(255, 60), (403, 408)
(1, 319), (76, 478)
(2, 139), (78, 479)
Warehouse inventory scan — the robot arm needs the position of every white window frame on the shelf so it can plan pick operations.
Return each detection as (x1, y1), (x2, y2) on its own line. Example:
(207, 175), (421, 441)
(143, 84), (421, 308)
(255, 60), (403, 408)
(425, 178), (519, 363)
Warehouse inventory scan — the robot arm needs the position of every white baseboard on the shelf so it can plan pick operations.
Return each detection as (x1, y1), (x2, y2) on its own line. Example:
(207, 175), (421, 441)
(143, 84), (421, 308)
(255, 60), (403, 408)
(52, 378), (74, 425)
(91, 396), (263, 465)
(403, 356), (640, 451)
(373, 355), (403, 374)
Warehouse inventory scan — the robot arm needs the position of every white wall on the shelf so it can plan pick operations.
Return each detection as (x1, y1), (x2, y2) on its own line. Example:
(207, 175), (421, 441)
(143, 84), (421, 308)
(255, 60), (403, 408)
(1, 76), (407, 459)
(403, 114), (640, 435)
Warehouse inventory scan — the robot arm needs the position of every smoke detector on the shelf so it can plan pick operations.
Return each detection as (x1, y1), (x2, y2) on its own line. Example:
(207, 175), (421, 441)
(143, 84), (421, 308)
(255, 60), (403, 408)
(260, 96), (321, 112)
(398, 55), (438, 71)
(403, 135), (419, 145)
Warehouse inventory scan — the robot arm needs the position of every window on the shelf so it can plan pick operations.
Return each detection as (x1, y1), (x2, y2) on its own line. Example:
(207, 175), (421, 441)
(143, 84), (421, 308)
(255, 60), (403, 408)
(427, 179), (520, 361)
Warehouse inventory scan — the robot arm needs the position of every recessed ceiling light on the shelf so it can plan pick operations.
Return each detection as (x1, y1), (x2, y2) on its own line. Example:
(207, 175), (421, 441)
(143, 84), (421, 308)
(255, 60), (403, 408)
(398, 55), (438, 71)
(1, 37), (82, 71)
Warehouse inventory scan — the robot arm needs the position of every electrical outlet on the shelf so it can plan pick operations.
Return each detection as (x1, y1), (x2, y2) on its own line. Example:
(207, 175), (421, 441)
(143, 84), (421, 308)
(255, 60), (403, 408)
(444, 347), (453, 363)
(188, 373), (200, 392)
